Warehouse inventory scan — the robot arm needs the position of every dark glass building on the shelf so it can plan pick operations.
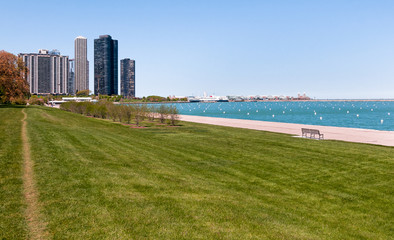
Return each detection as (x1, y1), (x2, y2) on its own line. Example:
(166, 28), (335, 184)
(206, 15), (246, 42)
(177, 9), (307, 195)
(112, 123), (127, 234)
(94, 35), (118, 95)
(120, 58), (135, 98)
(68, 59), (75, 94)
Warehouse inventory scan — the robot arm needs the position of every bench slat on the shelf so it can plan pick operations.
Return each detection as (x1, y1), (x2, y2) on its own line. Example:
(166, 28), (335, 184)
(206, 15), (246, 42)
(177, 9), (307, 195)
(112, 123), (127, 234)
(301, 128), (324, 140)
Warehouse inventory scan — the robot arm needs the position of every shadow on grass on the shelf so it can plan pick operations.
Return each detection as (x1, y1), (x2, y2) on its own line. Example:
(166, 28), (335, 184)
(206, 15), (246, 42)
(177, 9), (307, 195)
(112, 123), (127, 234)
(0, 104), (27, 109)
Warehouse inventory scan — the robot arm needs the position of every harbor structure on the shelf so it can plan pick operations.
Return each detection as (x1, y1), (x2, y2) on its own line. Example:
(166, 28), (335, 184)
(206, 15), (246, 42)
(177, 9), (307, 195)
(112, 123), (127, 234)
(74, 36), (89, 93)
(120, 58), (135, 98)
(94, 35), (118, 95)
(19, 49), (69, 94)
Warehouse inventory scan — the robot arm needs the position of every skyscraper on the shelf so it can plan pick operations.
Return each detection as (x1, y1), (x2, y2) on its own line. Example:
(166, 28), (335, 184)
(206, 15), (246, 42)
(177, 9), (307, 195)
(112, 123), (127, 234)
(74, 36), (88, 93)
(120, 58), (135, 98)
(68, 59), (75, 94)
(94, 35), (118, 95)
(19, 49), (69, 94)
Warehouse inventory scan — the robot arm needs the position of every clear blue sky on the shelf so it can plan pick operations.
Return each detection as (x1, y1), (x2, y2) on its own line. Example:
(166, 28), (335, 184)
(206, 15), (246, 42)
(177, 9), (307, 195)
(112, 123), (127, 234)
(1, 0), (394, 99)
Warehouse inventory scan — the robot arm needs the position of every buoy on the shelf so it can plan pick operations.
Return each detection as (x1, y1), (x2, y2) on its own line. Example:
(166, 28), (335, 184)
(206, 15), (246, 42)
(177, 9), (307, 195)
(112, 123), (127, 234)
(320, 117), (323, 120)
(272, 114), (275, 117)
(256, 110), (258, 112)
(247, 113), (250, 115)
(223, 111), (225, 114)
(356, 114), (359, 117)
(371, 109), (373, 111)
(347, 111), (349, 114)
(283, 111), (285, 114)
(388, 113), (391, 116)
(381, 119), (384, 124)
(314, 112), (317, 115)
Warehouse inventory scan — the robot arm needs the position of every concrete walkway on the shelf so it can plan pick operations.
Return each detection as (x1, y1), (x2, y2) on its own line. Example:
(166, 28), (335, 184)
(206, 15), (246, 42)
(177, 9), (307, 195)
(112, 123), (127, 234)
(179, 115), (394, 147)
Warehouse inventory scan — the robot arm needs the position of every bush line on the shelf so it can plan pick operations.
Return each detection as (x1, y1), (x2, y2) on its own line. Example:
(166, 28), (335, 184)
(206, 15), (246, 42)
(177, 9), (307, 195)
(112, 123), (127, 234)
(59, 101), (179, 126)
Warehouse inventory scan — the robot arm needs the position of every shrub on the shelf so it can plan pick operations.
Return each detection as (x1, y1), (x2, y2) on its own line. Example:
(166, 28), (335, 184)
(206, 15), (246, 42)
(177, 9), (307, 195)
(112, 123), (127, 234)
(132, 105), (142, 126)
(168, 106), (179, 126)
(59, 101), (179, 127)
(158, 105), (168, 124)
(121, 105), (133, 124)
(107, 104), (118, 121)
(147, 106), (155, 122)
(29, 97), (44, 105)
(11, 96), (27, 105)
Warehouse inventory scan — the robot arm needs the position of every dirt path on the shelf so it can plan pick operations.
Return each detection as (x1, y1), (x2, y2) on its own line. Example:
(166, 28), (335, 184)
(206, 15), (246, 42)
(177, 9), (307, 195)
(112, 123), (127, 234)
(21, 108), (49, 239)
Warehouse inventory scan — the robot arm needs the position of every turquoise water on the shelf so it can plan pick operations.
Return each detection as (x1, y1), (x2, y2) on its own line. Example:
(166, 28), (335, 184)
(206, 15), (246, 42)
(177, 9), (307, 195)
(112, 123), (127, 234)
(164, 101), (394, 131)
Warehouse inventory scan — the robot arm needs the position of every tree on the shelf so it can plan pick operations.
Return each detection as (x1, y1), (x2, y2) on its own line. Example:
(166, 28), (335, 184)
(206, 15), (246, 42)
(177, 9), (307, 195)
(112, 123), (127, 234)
(120, 105), (133, 124)
(107, 103), (118, 122)
(0, 51), (29, 104)
(76, 89), (90, 97)
(158, 105), (169, 123)
(168, 106), (179, 126)
(146, 105), (155, 122)
(133, 105), (142, 126)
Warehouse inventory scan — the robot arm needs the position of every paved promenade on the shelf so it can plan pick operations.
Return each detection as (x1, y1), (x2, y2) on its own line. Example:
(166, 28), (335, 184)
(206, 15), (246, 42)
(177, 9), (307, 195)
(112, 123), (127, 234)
(179, 115), (394, 147)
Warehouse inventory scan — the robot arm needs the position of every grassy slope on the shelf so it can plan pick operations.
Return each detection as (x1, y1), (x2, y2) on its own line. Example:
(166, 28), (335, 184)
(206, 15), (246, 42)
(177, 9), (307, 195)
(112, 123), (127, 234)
(6, 106), (394, 239)
(0, 106), (27, 239)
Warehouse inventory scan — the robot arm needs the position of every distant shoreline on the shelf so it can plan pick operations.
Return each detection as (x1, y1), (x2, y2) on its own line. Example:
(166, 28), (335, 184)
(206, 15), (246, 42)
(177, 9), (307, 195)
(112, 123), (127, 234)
(119, 99), (394, 104)
(307, 99), (394, 102)
(228, 99), (394, 102)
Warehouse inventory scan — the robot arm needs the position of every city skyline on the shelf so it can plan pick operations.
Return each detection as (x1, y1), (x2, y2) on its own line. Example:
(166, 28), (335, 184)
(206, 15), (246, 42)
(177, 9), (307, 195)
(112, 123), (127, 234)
(1, 1), (394, 99)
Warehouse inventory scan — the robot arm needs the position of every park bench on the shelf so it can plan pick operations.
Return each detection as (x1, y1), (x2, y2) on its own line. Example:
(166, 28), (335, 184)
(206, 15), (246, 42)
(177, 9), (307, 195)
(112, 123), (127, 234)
(301, 128), (324, 140)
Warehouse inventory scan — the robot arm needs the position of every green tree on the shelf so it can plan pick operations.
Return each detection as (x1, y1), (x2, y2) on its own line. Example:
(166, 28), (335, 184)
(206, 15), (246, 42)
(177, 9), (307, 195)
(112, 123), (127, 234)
(76, 89), (90, 97)
(168, 106), (179, 126)
(120, 105), (133, 124)
(107, 103), (118, 122)
(158, 105), (169, 124)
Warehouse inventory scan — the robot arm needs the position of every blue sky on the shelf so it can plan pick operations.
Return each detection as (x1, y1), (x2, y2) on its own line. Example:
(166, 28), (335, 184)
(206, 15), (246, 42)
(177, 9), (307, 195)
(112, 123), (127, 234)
(1, 0), (394, 99)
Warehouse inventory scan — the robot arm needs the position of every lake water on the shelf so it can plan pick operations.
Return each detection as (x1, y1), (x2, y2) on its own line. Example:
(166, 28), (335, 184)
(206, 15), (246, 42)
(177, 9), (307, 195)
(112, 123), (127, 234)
(163, 101), (394, 131)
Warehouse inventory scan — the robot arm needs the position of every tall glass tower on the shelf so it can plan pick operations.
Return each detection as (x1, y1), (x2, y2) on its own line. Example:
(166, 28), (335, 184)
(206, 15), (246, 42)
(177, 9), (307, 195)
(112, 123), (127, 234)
(94, 35), (118, 95)
(68, 59), (75, 94)
(120, 58), (135, 98)
(74, 36), (88, 94)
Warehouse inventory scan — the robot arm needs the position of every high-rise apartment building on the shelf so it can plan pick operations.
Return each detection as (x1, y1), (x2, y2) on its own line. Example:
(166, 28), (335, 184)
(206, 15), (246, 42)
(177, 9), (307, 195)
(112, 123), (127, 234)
(19, 49), (69, 94)
(120, 58), (135, 98)
(94, 35), (118, 95)
(74, 36), (88, 93)
(68, 59), (75, 94)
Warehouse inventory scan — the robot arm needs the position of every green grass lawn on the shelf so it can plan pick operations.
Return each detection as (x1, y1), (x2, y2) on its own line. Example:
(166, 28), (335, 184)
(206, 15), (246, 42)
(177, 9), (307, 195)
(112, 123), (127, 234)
(1, 106), (393, 239)
(0, 106), (27, 239)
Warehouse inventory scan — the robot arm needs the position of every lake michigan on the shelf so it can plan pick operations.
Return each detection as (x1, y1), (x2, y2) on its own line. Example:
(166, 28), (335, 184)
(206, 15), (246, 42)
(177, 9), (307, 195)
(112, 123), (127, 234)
(164, 101), (394, 131)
